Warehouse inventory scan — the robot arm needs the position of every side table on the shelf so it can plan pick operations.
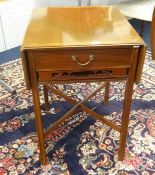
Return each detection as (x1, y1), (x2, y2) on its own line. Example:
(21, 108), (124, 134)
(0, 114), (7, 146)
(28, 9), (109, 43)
(21, 6), (146, 165)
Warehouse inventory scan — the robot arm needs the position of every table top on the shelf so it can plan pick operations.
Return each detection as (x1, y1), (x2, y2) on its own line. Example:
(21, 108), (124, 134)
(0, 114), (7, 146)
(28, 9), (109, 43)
(116, 0), (155, 22)
(22, 6), (144, 50)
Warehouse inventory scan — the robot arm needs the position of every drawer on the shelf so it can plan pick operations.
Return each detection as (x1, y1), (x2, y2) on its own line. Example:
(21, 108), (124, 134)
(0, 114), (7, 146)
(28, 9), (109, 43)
(37, 68), (128, 82)
(34, 48), (132, 71)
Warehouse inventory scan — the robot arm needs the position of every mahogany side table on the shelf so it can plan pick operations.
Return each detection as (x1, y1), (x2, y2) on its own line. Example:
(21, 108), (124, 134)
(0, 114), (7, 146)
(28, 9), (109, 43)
(21, 6), (146, 165)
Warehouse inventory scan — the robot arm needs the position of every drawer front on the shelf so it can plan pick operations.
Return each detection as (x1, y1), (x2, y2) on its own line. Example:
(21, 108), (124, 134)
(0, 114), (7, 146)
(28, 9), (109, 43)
(37, 68), (128, 82)
(34, 48), (132, 71)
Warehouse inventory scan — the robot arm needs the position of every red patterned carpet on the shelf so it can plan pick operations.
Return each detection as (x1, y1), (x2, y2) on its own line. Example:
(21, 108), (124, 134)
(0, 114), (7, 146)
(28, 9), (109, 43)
(0, 52), (155, 175)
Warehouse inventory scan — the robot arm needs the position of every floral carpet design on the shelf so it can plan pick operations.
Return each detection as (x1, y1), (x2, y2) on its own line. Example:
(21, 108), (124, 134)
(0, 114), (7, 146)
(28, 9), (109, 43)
(0, 52), (155, 175)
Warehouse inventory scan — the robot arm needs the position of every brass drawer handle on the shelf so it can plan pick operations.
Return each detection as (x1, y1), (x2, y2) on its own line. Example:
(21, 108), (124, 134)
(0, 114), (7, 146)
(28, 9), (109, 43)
(71, 55), (94, 66)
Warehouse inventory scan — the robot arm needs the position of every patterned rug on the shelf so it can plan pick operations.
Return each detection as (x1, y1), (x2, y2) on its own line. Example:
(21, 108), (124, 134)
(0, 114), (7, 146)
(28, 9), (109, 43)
(0, 52), (155, 175)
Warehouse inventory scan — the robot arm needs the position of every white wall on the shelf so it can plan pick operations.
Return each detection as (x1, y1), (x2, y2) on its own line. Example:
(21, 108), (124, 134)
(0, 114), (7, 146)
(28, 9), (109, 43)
(0, 0), (35, 52)
(90, 0), (127, 6)
(36, 0), (79, 7)
(107, 0), (127, 4)
(0, 0), (127, 52)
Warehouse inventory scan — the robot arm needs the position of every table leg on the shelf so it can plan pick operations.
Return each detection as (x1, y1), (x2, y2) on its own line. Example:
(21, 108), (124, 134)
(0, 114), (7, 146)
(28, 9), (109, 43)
(88, 0), (91, 6)
(104, 81), (110, 105)
(29, 56), (47, 165)
(118, 79), (134, 160)
(43, 85), (50, 112)
(0, 79), (16, 95)
(78, 0), (81, 6)
(140, 20), (145, 37)
(32, 84), (47, 165)
(118, 47), (139, 161)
